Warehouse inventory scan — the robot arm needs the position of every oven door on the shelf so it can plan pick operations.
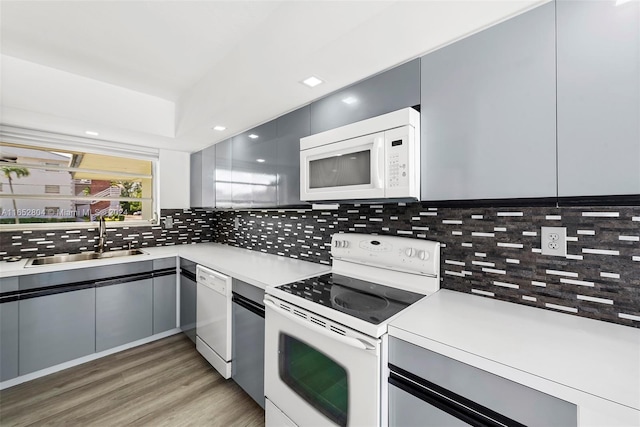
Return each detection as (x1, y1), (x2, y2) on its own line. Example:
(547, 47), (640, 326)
(264, 296), (381, 427)
(300, 132), (385, 201)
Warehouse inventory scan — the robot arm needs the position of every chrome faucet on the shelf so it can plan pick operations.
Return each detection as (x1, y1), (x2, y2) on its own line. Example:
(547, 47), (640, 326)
(97, 216), (107, 254)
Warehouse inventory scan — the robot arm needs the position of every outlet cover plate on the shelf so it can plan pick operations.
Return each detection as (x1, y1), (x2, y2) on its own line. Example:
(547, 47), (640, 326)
(541, 226), (567, 257)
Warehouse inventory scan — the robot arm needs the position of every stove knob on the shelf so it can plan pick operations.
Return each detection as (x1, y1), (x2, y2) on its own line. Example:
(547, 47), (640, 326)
(404, 247), (415, 257)
(341, 240), (349, 248)
(417, 250), (429, 260)
(334, 240), (342, 248)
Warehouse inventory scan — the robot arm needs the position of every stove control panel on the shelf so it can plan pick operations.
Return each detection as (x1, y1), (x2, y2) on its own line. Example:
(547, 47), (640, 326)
(331, 233), (440, 276)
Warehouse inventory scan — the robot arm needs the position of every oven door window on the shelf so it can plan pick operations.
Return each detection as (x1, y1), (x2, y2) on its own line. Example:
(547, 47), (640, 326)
(308, 150), (370, 189)
(279, 334), (348, 427)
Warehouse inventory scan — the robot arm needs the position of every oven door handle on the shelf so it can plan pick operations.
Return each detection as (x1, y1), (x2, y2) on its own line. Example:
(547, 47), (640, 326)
(264, 298), (377, 351)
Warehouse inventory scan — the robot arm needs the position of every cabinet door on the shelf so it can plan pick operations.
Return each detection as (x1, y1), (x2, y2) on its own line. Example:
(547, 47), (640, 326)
(0, 276), (18, 380)
(0, 300), (18, 381)
(191, 146), (216, 208)
(310, 58), (420, 134)
(190, 150), (203, 207)
(96, 279), (153, 352)
(215, 138), (233, 208)
(179, 259), (197, 344)
(201, 144), (216, 207)
(420, 3), (556, 200)
(276, 107), (311, 206)
(153, 273), (177, 334)
(19, 288), (96, 375)
(557, 0), (640, 197)
(232, 120), (278, 208)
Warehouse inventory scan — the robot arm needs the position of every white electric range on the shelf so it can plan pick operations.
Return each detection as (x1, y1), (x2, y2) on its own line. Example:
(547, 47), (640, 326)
(264, 232), (441, 427)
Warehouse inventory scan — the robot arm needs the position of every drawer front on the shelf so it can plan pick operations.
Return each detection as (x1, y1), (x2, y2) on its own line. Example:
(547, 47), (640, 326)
(19, 261), (153, 290)
(153, 257), (177, 270)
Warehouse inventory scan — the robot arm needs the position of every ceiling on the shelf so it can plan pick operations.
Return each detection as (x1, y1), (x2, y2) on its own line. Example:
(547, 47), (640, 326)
(0, 0), (546, 153)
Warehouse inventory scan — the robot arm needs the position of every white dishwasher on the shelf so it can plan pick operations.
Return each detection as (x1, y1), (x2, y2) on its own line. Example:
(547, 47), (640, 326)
(196, 265), (232, 379)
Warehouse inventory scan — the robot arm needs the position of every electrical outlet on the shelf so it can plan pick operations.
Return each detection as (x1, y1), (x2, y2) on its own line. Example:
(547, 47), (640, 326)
(234, 217), (240, 230)
(541, 226), (567, 257)
(163, 216), (173, 229)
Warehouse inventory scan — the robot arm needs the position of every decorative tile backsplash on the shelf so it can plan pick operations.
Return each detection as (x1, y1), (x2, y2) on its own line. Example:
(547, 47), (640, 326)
(213, 203), (640, 328)
(0, 209), (215, 259)
(1, 203), (638, 328)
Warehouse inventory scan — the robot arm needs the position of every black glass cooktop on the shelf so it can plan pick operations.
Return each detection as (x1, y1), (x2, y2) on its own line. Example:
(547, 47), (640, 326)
(276, 273), (425, 325)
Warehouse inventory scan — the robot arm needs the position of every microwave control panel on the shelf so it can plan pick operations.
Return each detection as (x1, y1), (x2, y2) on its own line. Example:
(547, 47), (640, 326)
(385, 125), (418, 198)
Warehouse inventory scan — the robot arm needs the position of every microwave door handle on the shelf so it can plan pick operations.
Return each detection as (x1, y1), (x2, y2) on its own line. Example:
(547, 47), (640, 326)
(372, 135), (385, 189)
(264, 298), (377, 351)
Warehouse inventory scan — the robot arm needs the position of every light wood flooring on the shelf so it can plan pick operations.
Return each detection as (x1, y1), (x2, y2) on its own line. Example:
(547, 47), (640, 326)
(0, 334), (265, 426)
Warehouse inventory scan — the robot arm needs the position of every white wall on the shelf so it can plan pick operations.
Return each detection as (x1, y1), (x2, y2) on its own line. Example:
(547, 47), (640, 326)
(159, 149), (190, 209)
(1, 55), (179, 149)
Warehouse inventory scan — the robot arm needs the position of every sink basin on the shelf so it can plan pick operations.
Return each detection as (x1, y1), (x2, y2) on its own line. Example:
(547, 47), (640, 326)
(26, 249), (146, 267)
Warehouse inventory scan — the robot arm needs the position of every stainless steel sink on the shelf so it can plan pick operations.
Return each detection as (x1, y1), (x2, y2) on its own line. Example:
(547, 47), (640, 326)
(26, 249), (146, 267)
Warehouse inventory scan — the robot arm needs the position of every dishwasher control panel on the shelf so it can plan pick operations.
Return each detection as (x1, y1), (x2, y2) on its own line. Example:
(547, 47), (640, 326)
(196, 265), (231, 295)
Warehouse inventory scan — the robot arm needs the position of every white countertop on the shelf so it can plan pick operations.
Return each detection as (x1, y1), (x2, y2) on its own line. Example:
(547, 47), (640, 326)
(0, 243), (330, 289)
(389, 289), (640, 424)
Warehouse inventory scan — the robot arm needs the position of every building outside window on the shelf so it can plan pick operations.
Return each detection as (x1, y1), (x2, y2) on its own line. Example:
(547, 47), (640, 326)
(0, 142), (157, 227)
(44, 184), (60, 194)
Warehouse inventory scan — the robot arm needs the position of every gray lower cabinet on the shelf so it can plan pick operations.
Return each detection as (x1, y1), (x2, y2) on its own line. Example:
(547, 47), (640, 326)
(389, 337), (577, 426)
(0, 277), (18, 381)
(310, 58), (420, 134)
(153, 275), (177, 335)
(420, 2), (556, 201)
(231, 279), (265, 408)
(19, 288), (96, 375)
(153, 258), (177, 334)
(556, 0), (640, 197)
(0, 301), (19, 381)
(179, 259), (197, 344)
(96, 279), (153, 352)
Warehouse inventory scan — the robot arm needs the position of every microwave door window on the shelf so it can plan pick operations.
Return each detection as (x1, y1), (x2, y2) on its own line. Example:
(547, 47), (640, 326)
(309, 150), (371, 189)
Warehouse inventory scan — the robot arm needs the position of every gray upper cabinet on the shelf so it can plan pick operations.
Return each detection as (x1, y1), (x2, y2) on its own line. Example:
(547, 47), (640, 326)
(310, 59), (420, 134)
(420, 3), (556, 201)
(190, 150), (203, 207)
(190, 145), (216, 208)
(556, 0), (640, 197)
(276, 106), (311, 206)
(232, 120), (279, 208)
(19, 288), (96, 375)
(215, 138), (233, 208)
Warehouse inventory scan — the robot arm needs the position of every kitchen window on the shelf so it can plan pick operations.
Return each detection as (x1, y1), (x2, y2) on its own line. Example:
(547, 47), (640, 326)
(0, 140), (157, 229)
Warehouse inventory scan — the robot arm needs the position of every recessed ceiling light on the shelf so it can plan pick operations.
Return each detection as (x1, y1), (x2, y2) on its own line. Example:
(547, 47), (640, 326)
(85, 130), (99, 136)
(256, 159), (266, 163)
(342, 96), (358, 105)
(248, 134), (259, 139)
(301, 76), (323, 88)
(616, 0), (633, 5)
(213, 125), (226, 131)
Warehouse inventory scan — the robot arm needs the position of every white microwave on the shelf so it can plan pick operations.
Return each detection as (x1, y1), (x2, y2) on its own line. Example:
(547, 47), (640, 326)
(300, 107), (420, 202)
